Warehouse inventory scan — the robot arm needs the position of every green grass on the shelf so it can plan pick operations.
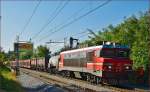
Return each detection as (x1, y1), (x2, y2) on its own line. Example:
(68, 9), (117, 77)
(0, 65), (23, 92)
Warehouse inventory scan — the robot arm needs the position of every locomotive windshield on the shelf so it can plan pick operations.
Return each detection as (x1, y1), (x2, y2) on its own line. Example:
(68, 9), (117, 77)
(116, 50), (129, 58)
(99, 49), (129, 58)
(100, 49), (115, 58)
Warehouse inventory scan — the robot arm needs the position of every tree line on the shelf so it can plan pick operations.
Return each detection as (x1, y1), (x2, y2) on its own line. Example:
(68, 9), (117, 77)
(81, 12), (149, 71)
(0, 45), (49, 65)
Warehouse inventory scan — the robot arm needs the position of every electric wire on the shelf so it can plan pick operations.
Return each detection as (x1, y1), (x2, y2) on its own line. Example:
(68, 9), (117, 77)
(48, 30), (89, 45)
(70, 30), (88, 37)
(38, 0), (111, 42)
(49, 29), (100, 50)
(36, 6), (86, 41)
(49, 30), (90, 48)
(31, 0), (70, 40)
(19, 0), (42, 36)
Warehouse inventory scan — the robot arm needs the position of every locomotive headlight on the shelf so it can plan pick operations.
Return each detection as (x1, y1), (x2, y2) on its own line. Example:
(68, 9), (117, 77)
(108, 66), (112, 69)
(125, 66), (129, 69)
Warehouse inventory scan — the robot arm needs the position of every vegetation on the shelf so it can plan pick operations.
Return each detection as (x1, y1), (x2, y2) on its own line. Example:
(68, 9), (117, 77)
(0, 52), (10, 65)
(81, 12), (149, 71)
(19, 50), (33, 60)
(0, 52), (23, 92)
(0, 52), (5, 63)
(0, 65), (23, 92)
(7, 45), (50, 60)
(7, 51), (16, 61)
(36, 45), (49, 58)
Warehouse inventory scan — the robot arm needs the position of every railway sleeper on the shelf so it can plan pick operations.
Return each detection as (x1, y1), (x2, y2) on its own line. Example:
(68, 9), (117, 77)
(86, 74), (102, 85)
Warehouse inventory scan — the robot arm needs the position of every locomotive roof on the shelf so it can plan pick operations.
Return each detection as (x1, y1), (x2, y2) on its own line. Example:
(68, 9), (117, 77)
(61, 45), (129, 54)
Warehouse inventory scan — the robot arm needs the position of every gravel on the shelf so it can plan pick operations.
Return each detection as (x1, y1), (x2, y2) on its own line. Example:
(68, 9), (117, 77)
(17, 73), (66, 92)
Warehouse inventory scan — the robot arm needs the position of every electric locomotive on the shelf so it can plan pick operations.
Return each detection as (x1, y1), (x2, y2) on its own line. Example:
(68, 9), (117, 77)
(59, 42), (132, 85)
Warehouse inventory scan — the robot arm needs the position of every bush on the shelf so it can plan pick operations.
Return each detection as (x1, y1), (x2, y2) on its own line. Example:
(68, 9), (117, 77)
(0, 66), (23, 92)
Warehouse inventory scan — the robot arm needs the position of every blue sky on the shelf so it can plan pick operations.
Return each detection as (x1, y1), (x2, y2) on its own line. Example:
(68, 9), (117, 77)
(1, 0), (149, 52)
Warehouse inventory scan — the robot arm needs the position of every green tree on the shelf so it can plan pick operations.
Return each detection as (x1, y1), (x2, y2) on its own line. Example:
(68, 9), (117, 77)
(19, 50), (33, 60)
(82, 12), (149, 70)
(0, 52), (5, 63)
(36, 45), (49, 57)
(7, 51), (16, 61)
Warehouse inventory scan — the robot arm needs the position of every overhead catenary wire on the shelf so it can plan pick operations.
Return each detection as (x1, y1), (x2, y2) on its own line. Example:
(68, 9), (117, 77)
(31, 0), (70, 40)
(50, 30), (90, 48)
(19, 0), (42, 36)
(38, 0), (111, 42)
(30, 1), (63, 40)
(71, 30), (88, 37)
(77, 32), (90, 39)
(36, 6), (86, 41)
(50, 34), (89, 52)
(27, 2), (63, 40)
(50, 29), (103, 53)
(62, 28), (100, 42)
(48, 30), (89, 45)
(53, 25), (101, 42)
(49, 28), (101, 50)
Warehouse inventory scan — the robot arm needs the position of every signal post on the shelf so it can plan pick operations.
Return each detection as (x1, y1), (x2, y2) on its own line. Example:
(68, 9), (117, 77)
(14, 36), (33, 76)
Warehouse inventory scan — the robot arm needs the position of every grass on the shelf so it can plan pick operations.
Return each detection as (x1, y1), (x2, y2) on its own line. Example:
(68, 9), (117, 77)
(0, 65), (23, 92)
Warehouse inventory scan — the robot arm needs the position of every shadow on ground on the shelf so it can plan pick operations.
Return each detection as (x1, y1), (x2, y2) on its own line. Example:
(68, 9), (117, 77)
(0, 72), (23, 92)
(23, 84), (65, 92)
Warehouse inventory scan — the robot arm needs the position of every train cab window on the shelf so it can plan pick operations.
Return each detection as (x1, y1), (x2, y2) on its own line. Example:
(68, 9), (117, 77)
(100, 49), (115, 58)
(117, 50), (129, 58)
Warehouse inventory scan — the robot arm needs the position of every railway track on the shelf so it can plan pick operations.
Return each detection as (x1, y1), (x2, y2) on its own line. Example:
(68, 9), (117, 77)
(21, 69), (109, 92)
(20, 68), (147, 92)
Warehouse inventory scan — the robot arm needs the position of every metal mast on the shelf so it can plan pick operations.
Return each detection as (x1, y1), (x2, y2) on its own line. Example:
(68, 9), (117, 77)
(148, 0), (150, 88)
(0, 0), (1, 52)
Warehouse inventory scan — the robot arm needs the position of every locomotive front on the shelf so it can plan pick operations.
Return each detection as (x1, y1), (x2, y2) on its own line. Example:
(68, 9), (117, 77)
(58, 43), (133, 85)
(94, 45), (133, 84)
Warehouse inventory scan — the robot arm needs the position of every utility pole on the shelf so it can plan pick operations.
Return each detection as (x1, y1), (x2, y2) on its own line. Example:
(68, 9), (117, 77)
(148, 1), (150, 88)
(0, 0), (1, 52)
(16, 35), (20, 75)
(0, 16), (1, 52)
(64, 37), (67, 48)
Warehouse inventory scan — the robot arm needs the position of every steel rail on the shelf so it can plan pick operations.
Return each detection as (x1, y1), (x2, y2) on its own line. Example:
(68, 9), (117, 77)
(20, 68), (146, 92)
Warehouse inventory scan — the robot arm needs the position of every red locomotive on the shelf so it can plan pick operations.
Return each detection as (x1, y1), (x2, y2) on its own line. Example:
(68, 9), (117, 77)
(59, 43), (132, 85)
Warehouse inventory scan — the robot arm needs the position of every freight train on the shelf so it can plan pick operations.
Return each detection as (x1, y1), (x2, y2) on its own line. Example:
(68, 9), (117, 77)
(11, 43), (133, 85)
